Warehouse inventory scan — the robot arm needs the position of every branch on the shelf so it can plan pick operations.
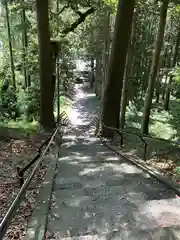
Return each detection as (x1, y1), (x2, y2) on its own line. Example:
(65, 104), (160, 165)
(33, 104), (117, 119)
(70, 4), (83, 17)
(58, 3), (69, 15)
(62, 7), (95, 35)
(50, 3), (70, 15)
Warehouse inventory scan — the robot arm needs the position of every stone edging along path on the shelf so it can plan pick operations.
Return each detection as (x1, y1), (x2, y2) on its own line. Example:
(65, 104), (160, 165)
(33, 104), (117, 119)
(101, 139), (180, 197)
(25, 154), (58, 240)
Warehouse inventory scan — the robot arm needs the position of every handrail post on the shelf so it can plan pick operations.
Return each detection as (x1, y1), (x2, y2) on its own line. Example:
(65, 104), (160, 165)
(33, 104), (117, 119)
(17, 167), (24, 187)
(144, 141), (148, 161)
(0, 123), (68, 238)
(121, 131), (124, 147)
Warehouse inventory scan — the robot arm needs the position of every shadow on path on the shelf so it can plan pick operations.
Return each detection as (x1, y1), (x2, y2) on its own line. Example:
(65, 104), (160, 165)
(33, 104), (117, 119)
(47, 84), (180, 239)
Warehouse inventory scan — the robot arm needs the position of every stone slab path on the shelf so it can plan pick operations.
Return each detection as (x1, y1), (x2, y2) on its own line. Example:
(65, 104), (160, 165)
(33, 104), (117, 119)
(46, 85), (180, 239)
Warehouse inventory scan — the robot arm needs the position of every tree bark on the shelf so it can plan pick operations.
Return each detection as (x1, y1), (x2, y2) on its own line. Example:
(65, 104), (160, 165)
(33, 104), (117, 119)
(56, 0), (59, 36)
(95, 10), (111, 135)
(162, 74), (168, 100)
(101, 0), (135, 138)
(21, 0), (30, 87)
(4, 0), (16, 89)
(102, 11), (111, 91)
(120, 9), (136, 130)
(95, 53), (102, 98)
(36, 0), (55, 130)
(90, 57), (94, 89)
(161, 31), (171, 100)
(119, 44), (131, 130)
(141, 0), (169, 135)
(155, 54), (164, 103)
(99, 11), (111, 101)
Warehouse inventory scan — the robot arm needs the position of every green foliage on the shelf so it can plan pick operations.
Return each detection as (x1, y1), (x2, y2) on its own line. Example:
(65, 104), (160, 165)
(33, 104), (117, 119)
(172, 67), (180, 98)
(0, 81), (19, 120)
(126, 97), (180, 140)
(0, 0), (73, 124)
(18, 85), (40, 121)
(1, 0), (179, 130)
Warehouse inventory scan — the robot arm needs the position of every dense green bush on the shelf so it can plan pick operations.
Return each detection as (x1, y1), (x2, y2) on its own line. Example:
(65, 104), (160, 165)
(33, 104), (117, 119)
(18, 85), (40, 121)
(0, 78), (20, 120)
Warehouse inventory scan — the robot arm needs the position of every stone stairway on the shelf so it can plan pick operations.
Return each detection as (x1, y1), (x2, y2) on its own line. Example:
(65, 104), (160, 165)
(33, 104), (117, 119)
(25, 85), (180, 240)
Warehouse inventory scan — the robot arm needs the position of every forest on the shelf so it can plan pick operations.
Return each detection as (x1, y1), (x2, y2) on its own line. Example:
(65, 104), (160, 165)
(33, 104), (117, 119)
(0, 1), (180, 168)
(0, 0), (180, 137)
(0, 0), (180, 181)
(1, 0), (180, 238)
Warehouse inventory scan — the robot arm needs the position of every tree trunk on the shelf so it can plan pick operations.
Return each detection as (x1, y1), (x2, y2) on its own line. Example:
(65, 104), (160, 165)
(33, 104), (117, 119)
(101, 0), (135, 138)
(141, 0), (169, 135)
(95, 54), (102, 98)
(155, 54), (164, 103)
(120, 44), (131, 130)
(120, 9), (136, 130)
(162, 74), (168, 100)
(155, 75), (161, 103)
(103, 11), (111, 90)
(100, 11), (111, 101)
(36, 0), (55, 130)
(21, 0), (30, 88)
(164, 28), (180, 110)
(4, 0), (16, 89)
(90, 58), (94, 89)
(95, 10), (111, 135)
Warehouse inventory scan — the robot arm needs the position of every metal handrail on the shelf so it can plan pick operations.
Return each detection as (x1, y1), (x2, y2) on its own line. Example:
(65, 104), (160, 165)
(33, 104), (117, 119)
(101, 122), (124, 146)
(17, 136), (52, 187)
(143, 134), (180, 146)
(16, 111), (70, 186)
(101, 122), (148, 160)
(0, 127), (60, 239)
(85, 108), (179, 160)
(121, 129), (148, 160)
(0, 109), (70, 239)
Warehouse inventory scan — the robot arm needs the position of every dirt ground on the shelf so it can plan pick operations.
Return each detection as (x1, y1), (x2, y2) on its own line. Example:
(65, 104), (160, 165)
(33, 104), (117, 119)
(0, 128), (50, 239)
(111, 132), (180, 184)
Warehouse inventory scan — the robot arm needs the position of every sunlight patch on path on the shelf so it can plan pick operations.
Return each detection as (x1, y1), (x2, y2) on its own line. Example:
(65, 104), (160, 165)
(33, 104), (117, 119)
(67, 85), (96, 127)
(47, 85), (180, 240)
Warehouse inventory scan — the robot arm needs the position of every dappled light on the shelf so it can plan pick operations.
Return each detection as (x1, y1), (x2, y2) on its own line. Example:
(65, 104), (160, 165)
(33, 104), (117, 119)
(45, 85), (180, 239)
(1, 0), (180, 239)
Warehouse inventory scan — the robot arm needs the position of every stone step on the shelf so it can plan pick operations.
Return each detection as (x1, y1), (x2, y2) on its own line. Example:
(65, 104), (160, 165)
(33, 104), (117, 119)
(24, 155), (58, 240)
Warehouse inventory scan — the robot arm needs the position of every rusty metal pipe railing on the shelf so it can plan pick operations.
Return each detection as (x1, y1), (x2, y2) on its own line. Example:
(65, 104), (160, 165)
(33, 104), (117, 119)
(16, 111), (69, 187)
(121, 129), (148, 161)
(16, 136), (52, 187)
(0, 128), (59, 240)
(0, 110), (70, 239)
(101, 122), (148, 161)
(101, 123), (124, 147)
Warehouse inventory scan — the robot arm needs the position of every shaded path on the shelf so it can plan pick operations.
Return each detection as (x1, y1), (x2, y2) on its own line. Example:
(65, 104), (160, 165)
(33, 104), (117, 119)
(47, 85), (180, 239)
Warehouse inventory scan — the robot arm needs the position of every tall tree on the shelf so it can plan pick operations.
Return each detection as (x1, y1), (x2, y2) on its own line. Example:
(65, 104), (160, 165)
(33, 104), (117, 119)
(101, 0), (135, 137)
(119, 43), (131, 130)
(119, 9), (136, 130)
(21, 0), (30, 87)
(36, 0), (55, 130)
(4, 0), (16, 89)
(95, 10), (111, 135)
(141, 0), (169, 135)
